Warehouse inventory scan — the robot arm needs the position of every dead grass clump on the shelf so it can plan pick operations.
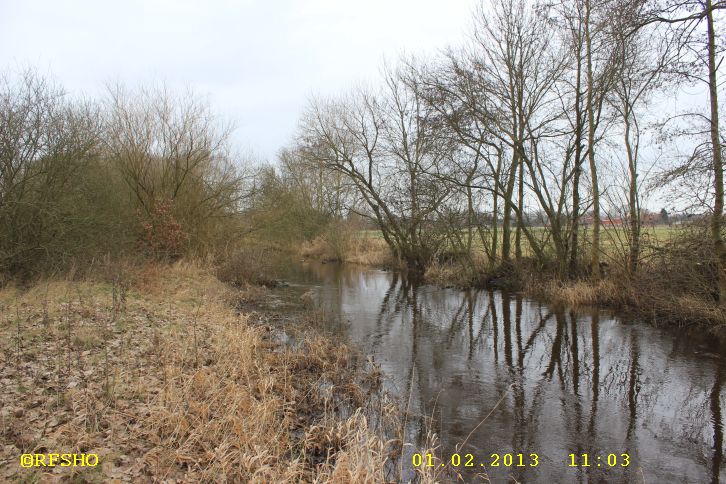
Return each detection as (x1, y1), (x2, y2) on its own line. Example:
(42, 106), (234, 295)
(301, 231), (393, 268)
(301, 236), (333, 260)
(423, 250), (490, 288)
(533, 278), (623, 307)
(307, 410), (390, 483)
(424, 262), (462, 287)
(345, 235), (392, 267)
(424, 262), (480, 288)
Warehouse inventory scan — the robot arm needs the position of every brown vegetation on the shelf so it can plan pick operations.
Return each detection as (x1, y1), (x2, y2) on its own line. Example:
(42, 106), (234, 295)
(345, 236), (393, 268)
(423, 251), (490, 288)
(215, 243), (285, 288)
(0, 71), (254, 283)
(301, 232), (392, 268)
(523, 273), (726, 334)
(1, 0), (725, 476)
(0, 261), (427, 482)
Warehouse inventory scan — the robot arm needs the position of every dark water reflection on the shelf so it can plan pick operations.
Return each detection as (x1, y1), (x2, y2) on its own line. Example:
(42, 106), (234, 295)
(273, 261), (726, 483)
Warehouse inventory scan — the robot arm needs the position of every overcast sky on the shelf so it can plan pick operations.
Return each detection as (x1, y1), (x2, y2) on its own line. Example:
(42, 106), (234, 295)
(0, 0), (478, 162)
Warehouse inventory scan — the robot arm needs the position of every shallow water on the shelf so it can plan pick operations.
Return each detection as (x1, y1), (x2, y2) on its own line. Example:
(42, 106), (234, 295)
(269, 261), (725, 483)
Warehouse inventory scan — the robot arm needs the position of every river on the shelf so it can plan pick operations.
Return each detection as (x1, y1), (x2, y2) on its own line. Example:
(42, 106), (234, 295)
(263, 260), (725, 483)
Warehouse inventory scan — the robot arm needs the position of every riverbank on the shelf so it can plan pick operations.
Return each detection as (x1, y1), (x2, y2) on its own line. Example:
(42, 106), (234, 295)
(300, 234), (393, 268)
(523, 273), (726, 332)
(0, 260), (439, 482)
(443, 264), (726, 334)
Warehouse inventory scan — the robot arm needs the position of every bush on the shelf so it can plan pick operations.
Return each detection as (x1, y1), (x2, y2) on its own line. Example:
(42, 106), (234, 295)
(321, 220), (354, 261)
(299, 220), (357, 262)
(0, 70), (136, 279)
(0, 70), (250, 282)
(638, 222), (718, 301)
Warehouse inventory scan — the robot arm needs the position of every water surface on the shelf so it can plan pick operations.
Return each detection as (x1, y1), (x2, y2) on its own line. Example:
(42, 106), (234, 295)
(269, 261), (725, 483)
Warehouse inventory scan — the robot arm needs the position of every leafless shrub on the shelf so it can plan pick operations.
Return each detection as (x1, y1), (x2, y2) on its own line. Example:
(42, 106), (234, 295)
(0, 69), (113, 279)
(103, 83), (254, 256)
(638, 222), (719, 301)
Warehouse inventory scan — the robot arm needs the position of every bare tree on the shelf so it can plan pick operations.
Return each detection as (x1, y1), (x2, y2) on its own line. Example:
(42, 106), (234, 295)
(104, 84), (249, 251)
(299, 67), (452, 273)
(638, 0), (726, 301)
(606, 0), (673, 274)
(413, 0), (573, 272)
(0, 69), (101, 274)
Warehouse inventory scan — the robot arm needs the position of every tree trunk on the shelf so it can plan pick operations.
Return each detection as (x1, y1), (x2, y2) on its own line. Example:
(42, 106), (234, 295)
(569, 38), (585, 279)
(490, 151), (503, 265)
(585, 0), (601, 279)
(501, 151), (519, 263)
(624, 107), (640, 275)
(515, 157), (524, 261)
(706, 0), (726, 304)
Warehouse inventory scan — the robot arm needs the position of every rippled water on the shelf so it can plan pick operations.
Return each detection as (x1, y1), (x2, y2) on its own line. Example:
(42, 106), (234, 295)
(269, 261), (725, 483)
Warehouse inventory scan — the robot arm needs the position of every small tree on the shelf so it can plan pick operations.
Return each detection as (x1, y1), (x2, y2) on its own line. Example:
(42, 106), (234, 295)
(104, 84), (250, 254)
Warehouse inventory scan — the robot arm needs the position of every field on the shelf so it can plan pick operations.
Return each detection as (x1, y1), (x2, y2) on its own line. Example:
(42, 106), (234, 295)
(358, 224), (681, 261)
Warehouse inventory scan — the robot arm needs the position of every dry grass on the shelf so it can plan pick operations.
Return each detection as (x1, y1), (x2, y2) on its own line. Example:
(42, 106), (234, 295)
(531, 278), (624, 308)
(301, 234), (392, 268)
(526, 272), (726, 332)
(345, 236), (392, 268)
(424, 252), (490, 288)
(215, 244), (283, 288)
(300, 236), (332, 261)
(423, 263), (470, 288)
(0, 260), (429, 483)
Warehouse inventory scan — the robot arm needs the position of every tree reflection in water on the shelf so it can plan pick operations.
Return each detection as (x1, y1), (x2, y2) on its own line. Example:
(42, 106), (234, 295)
(286, 261), (726, 483)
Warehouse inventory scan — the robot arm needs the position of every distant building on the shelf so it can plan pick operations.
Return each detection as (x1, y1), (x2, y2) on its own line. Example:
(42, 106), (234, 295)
(603, 217), (624, 227)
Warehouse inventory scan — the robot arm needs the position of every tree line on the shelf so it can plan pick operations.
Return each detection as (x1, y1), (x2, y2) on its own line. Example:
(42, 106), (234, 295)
(0, 72), (253, 280)
(277, 0), (725, 302)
